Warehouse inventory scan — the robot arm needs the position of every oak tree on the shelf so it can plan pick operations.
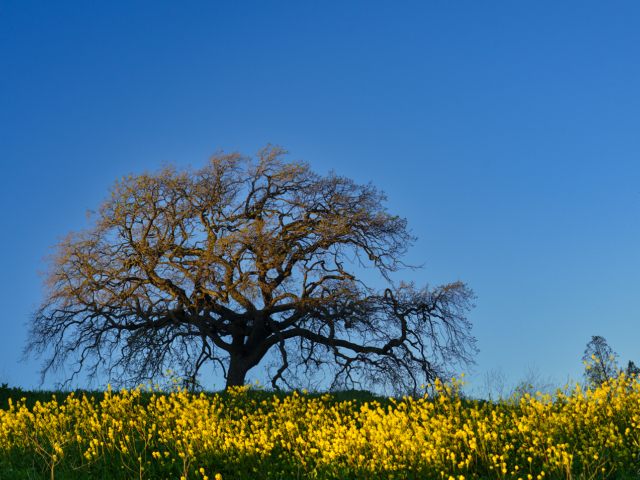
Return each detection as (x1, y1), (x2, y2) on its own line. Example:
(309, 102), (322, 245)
(24, 146), (477, 394)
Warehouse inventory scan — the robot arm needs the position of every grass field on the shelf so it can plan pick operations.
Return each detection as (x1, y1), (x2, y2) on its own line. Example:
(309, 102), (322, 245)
(0, 370), (638, 480)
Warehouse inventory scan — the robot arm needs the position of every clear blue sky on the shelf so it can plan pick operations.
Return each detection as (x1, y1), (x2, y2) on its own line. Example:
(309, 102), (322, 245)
(1, 1), (638, 393)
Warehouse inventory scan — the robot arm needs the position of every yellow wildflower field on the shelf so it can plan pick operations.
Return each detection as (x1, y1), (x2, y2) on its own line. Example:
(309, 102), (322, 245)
(0, 371), (638, 479)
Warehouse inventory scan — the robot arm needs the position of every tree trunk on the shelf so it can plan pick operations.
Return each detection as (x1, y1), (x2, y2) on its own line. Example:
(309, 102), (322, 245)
(226, 355), (252, 390)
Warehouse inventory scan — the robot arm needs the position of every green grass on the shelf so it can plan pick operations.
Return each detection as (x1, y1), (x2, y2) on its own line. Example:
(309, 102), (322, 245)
(0, 381), (398, 412)
(0, 381), (633, 480)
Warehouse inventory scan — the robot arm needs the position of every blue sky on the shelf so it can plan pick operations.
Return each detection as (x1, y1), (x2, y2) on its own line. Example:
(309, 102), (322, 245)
(1, 1), (639, 393)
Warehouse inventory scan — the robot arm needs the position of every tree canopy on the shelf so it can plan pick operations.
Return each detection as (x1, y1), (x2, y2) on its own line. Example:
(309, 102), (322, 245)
(582, 335), (638, 387)
(582, 335), (619, 386)
(24, 146), (477, 394)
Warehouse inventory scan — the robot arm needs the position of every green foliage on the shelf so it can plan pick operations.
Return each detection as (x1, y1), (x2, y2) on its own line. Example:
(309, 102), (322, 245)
(625, 361), (640, 379)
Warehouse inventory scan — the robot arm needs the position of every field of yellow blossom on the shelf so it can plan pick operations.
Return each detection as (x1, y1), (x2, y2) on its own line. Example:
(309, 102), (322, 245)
(0, 368), (638, 480)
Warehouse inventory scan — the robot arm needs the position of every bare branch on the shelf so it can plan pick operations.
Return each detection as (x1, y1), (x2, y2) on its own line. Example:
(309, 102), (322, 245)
(23, 145), (477, 393)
